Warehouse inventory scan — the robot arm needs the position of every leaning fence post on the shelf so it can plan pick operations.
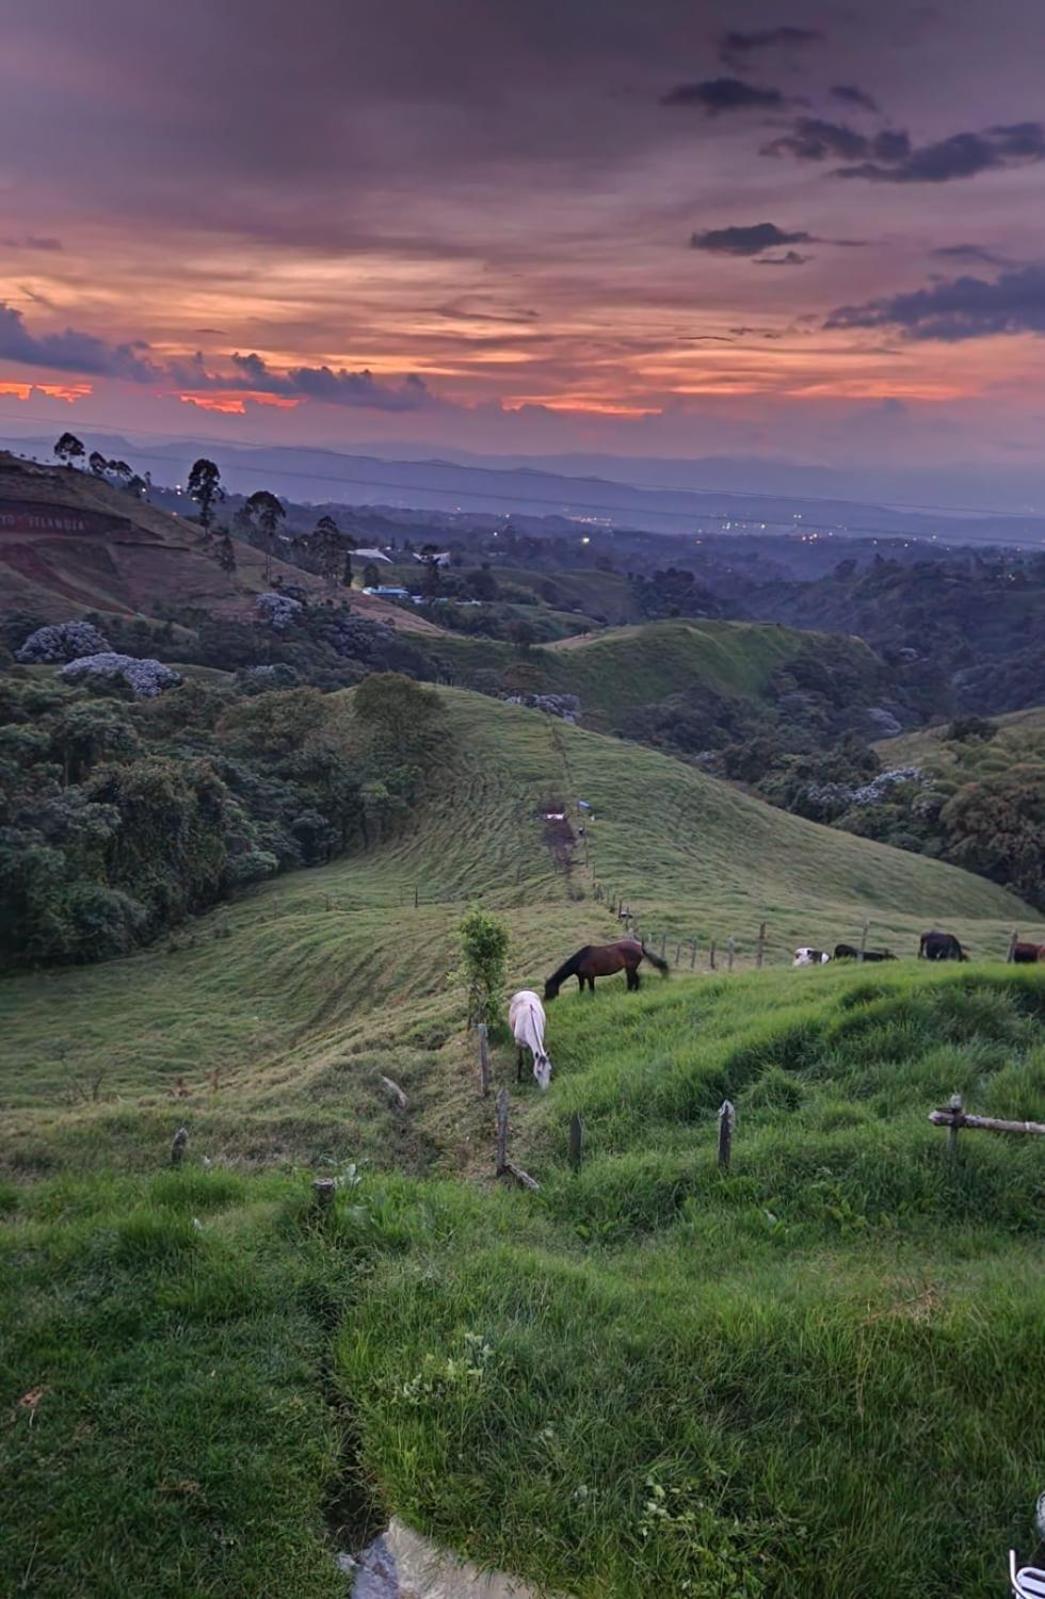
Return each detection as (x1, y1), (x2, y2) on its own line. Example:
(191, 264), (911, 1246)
(477, 1023), (491, 1098)
(717, 1100), (735, 1171)
(170, 1126), (188, 1167)
(1007, 930), (1018, 962)
(947, 1092), (963, 1163)
(568, 1111), (584, 1171)
(756, 922), (767, 968)
(495, 1088), (509, 1175)
(726, 936), (735, 973)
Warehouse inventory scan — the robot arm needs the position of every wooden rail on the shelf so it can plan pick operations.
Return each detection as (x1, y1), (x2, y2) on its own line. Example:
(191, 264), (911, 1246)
(929, 1099), (1045, 1139)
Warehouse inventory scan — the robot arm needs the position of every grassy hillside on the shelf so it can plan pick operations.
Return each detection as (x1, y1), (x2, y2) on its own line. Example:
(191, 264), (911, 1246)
(2, 689), (1033, 1169)
(878, 704), (1045, 769)
(424, 619), (881, 732)
(343, 962), (1045, 1599)
(4, 962), (1042, 1596)
(1, 689), (1042, 1597)
(0, 452), (437, 632)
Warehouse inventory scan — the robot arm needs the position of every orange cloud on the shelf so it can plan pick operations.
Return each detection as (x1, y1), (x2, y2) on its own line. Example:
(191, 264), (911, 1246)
(176, 390), (301, 414)
(0, 379), (92, 403)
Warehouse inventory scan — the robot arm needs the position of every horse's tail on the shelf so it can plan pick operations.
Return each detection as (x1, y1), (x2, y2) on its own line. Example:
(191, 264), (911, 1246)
(641, 942), (670, 976)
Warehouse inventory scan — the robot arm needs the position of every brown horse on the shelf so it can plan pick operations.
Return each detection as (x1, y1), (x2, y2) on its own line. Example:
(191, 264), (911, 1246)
(544, 938), (669, 999)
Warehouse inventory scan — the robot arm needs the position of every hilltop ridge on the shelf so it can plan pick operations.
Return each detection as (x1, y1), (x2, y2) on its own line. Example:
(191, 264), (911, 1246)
(0, 452), (439, 632)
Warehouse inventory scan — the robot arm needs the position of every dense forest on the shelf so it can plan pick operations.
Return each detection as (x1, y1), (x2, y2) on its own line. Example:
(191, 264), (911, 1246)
(0, 665), (444, 967)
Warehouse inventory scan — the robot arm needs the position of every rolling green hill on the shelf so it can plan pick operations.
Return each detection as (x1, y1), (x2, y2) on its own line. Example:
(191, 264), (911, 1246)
(2, 689), (1032, 1170)
(424, 618), (883, 732)
(878, 704), (1045, 769)
(1, 688), (1042, 1597)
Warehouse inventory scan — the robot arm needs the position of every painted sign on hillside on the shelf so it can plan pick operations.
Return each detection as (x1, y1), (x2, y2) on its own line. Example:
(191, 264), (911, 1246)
(0, 500), (135, 537)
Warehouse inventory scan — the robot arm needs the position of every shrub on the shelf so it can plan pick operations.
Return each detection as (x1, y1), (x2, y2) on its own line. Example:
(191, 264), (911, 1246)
(60, 654), (181, 699)
(255, 592), (303, 630)
(16, 620), (112, 663)
(458, 905), (509, 1028)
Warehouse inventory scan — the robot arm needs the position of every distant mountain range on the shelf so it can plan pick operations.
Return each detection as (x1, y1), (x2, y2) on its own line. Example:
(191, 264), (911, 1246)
(4, 431), (1044, 547)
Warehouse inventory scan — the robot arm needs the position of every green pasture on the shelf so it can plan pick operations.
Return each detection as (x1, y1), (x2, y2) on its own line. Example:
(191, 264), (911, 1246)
(1, 690), (1042, 1596)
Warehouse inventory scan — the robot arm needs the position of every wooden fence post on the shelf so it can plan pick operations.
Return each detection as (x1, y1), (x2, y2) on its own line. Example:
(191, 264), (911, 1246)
(660, 933), (667, 960)
(495, 1088), (509, 1175)
(756, 922), (767, 968)
(568, 1111), (584, 1172)
(726, 936), (735, 973)
(717, 1100), (735, 1171)
(477, 1023), (491, 1098)
(675, 943), (682, 967)
(947, 1092), (963, 1162)
(170, 1127), (188, 1167)
(414, 884), (419, 909)
(1007, 930), (1019, 962)
(690, 941), (697, 971)
(312, 1177), (336, 1213)
(709, 940), (716, 971)
(859, 919), (869, 962)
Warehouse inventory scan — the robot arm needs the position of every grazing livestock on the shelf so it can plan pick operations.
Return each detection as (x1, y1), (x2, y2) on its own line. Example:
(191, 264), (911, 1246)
(919, 930), (968, 962)
(793, 948), (830, 966)
(833, 944), (896, 962)
(509, 990), (552, 1089)
(1011, 942), (1045, 964)
(544, 939), (669, 999)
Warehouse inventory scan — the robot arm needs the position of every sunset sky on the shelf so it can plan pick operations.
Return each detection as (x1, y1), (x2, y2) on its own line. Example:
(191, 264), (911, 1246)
(4, 0), (1045, 481)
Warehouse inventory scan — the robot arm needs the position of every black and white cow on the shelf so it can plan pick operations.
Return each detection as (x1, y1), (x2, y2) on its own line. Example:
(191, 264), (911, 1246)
(793, 947), (831, 967)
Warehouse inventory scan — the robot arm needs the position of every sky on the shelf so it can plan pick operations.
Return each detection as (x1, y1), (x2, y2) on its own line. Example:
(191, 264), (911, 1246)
(4, 0), (1045, 488)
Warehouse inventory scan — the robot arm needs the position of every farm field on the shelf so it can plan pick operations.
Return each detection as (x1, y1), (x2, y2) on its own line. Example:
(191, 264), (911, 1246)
(1, 689), (1043, 1597)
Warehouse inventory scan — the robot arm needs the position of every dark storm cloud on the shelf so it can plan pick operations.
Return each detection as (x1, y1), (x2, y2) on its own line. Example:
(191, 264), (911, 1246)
(719, 26), (822, 65)
(661, 77), (788, 114)
(830, 84), (878, 112)
(229, 352), (430, 409)
(826, 264), (1045, 340)
(932, 244), (1012, 266)
(0, 302), (432, 408)
(0, 303), (160, 380)
(3, 235), (63, 252)
(761, 118), (895, 162)
(690, 223), (814, 256)
(837, 122), (1045, 181)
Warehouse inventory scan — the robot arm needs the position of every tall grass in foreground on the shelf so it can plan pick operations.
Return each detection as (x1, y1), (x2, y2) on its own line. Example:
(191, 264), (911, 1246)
(0, 1171), (348, 1598)
(338, 966), (1045, 1598)
(1, 956), (1042, 1592)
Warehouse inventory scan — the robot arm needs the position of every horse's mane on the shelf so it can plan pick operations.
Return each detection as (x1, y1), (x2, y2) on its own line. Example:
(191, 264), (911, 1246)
(547, 946), (590, 987)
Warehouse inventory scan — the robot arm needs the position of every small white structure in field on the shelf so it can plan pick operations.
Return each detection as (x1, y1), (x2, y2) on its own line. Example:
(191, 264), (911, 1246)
(509, 990), (552, 1090)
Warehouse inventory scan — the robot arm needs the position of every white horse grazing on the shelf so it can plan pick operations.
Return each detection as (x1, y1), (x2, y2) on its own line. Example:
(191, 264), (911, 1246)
(509, 990), (552, 1090)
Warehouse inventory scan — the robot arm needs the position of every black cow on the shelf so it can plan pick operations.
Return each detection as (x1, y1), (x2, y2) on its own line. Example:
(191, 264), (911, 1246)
(919, 930), (967, 962)
(834, 944), (896, 962)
